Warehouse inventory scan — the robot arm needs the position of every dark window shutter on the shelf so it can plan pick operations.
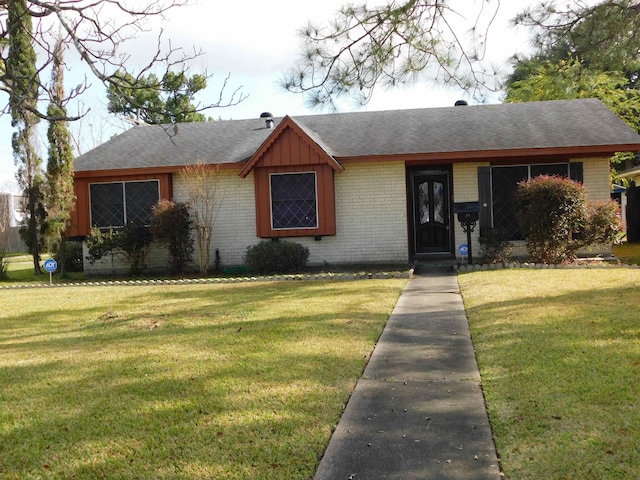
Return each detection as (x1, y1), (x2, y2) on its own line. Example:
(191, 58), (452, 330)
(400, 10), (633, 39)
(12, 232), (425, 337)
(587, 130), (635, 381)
(570, 162), (584, 183)
(477, 166), (493, 237)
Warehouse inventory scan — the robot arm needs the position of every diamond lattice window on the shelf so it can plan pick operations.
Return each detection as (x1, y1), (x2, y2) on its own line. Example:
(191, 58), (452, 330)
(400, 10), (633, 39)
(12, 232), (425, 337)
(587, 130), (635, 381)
(90, 180), (159, 228)
(270, 173), (318, 229)
(491, 164), (570, 240)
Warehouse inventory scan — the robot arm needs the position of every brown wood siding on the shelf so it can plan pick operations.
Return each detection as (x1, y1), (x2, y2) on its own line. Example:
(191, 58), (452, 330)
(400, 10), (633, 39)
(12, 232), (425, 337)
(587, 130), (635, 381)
(255, 127), (328, 169)
(68, 172), (172, 237)
(254, 164), (336, 238)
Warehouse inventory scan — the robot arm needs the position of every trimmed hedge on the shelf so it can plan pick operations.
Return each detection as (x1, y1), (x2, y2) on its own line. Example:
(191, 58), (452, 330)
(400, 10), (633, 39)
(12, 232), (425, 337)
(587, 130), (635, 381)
(245, 240), (310, 274)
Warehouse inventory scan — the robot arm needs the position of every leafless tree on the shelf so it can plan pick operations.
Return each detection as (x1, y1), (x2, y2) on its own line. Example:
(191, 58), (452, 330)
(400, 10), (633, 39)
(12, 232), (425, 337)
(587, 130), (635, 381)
(181, 161), (228, 274)
(0, 0), (245, 121)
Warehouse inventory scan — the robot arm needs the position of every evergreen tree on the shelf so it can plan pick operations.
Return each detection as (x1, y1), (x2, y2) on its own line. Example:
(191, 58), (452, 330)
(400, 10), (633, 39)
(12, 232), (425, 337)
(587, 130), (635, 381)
(46, 39), (76, 276)
(107, 71), (208, 124)
(7, 0), (46, 275)
(282, 1), (502, 108)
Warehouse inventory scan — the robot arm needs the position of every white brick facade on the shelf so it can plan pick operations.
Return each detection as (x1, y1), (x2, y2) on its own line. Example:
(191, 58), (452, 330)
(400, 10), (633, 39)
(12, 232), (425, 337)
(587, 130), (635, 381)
(172, 169), (257, 268)
(296, 161), (408, 265)
(82, 156), (612, 274)
(452, 162), (489, 263)
(174, 161), (409, 268)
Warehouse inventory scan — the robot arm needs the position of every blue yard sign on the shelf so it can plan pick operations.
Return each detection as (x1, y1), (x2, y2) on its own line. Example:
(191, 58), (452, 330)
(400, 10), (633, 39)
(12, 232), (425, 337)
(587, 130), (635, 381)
(43, 258), (57, 285)
(458, 244), (469, 256)
(43, 259), (58, 272)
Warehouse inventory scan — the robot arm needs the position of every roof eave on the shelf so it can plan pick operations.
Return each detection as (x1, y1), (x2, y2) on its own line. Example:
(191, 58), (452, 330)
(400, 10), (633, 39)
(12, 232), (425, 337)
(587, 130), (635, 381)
(338, 144), (640, 164)
(74, 162), (243, 179)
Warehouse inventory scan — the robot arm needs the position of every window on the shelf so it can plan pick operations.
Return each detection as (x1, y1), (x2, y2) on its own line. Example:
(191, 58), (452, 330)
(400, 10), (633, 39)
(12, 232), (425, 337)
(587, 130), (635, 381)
(270, 172), (318, 229)
(490, 163), (571, 240)
(90, 180), (159, 228)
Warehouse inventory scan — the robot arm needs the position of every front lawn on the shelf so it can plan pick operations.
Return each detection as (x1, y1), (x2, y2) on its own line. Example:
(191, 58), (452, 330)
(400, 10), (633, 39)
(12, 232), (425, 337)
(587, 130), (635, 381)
(0, 279), (406, 479)
(459, 269), (640, 480)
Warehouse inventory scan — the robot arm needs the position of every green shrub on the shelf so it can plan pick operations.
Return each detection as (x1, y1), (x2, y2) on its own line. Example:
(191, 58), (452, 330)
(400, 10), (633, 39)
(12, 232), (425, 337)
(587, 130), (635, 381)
(85, 223), (152, 276)
(516, 175), (588, 263)
(53, 239), (84, 273)
(516, 175), (622, 264)
(584, 200), (622, 246)
(0, 248), (7, 281)
(245, 240), (310, 274)
(150, 200), (194, 275)
(479, 228), (513, 264)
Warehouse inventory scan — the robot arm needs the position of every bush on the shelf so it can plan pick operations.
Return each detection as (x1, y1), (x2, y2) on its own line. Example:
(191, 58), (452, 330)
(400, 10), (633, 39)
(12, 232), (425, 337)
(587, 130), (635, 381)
(0, 248), (7, 281)
(245, 240), (310, 274)
(516, 175), (622, 264)
(53, 239), (84, 273)
(479, 229), (513, 264)
(86, 223), (152, 276)
(150, 200), (194, 275)
(516, 175), (588, 263)
(584, 200), (622, 246)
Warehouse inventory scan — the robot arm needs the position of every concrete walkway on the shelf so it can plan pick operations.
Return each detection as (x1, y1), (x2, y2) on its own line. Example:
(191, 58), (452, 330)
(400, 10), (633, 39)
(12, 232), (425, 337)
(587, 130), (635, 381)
(314, 267), (502, 480)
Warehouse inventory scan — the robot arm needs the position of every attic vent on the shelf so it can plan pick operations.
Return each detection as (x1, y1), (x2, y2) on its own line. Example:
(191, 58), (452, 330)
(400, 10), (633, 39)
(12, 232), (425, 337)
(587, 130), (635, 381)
(260, 111), (274, 129)
(454, 100), (468, 106)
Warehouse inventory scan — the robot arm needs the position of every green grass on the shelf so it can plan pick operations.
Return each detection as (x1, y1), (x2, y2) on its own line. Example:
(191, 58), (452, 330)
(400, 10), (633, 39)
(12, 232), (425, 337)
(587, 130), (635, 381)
(0, 279), (406, 479)
(459, 269), (640, 480)
(612, 242), (640, 265)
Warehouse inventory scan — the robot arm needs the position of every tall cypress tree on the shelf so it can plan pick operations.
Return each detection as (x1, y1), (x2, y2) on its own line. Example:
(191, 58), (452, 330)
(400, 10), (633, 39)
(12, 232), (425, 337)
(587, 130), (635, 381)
(7, 0), (46, 275)
(46, 39), (75, 276)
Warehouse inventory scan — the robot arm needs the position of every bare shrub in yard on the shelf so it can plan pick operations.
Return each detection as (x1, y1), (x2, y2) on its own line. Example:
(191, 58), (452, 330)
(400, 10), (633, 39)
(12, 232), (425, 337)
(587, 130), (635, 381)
(181, 162), (228, 274)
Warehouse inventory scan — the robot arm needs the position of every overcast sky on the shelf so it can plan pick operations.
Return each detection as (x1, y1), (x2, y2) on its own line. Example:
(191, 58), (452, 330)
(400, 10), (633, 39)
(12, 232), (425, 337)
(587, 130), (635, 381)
(0, 0), (539, 192)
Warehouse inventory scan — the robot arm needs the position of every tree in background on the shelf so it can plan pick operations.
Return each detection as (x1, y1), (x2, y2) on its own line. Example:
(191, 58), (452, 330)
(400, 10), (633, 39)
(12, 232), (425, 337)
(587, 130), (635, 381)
(7, 0), (46, 275)
(513, 0), (640, 88)
(505, 0), (640, 174)
(46, 38), (76, 276)
(0, 1), (245, 123)
(282, 0), (503, 109)
(107, 71), (222, 124)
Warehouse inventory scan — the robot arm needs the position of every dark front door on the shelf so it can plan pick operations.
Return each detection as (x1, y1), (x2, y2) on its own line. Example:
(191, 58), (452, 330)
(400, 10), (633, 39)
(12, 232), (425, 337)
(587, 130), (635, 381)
(411, 172), (452, 255)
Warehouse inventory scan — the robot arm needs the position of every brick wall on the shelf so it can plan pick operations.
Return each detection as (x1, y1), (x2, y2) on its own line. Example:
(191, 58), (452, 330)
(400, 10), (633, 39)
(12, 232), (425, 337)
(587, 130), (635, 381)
(580, 157), (611, 201)
(173, 162), (409, 268)
(83, 242), (169, 275)
(173, 168), (257, 269)
(292, 161), (409, 265)
(452, 162), (488, 262)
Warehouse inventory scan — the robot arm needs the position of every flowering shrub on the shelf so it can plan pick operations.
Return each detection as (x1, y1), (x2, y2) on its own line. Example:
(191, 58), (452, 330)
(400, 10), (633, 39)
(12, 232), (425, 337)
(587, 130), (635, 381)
(516, 175), (621, 264)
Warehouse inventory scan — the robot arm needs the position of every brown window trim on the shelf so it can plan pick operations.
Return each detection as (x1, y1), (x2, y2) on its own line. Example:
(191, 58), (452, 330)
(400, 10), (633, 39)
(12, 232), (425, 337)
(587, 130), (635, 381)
(253, 164), (336, 238)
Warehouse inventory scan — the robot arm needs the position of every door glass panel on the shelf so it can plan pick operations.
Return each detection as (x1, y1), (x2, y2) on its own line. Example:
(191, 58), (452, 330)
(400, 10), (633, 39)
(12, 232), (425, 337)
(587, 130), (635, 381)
(419, 182), (430, 224)
(433, 181), (444, 224)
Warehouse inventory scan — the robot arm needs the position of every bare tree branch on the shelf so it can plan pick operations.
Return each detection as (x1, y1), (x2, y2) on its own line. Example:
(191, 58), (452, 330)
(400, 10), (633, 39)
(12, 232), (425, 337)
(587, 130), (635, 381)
(0, 0), (245, 121)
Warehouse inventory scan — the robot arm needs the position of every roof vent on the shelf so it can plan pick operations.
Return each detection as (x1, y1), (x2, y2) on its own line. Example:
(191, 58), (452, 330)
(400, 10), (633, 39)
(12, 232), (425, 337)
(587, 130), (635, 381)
(260, 111), (274, 128)
(454, 100), (468, 106)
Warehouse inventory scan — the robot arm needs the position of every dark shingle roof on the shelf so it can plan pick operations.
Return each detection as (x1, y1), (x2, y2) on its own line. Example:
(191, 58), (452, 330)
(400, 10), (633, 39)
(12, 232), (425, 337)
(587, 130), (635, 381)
(74, 98), (640, 172)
